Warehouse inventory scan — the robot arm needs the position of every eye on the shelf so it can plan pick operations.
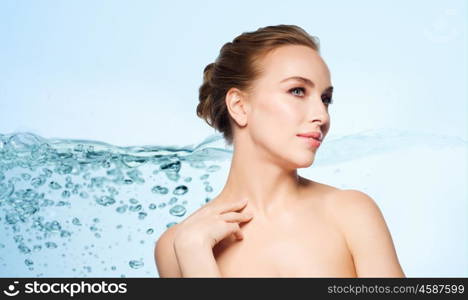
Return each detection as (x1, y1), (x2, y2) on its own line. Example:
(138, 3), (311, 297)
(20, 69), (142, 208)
(322, 95), (334, 105)
(288, 87), (306, 97)
(289, 86), (334, 105)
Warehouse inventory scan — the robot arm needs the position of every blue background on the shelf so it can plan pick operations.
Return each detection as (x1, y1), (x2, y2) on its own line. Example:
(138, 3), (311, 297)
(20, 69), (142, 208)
(0, 0), (466, 277)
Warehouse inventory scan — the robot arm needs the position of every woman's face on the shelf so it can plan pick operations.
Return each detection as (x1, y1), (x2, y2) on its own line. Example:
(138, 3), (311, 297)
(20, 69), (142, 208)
(240, 44), (333, 168)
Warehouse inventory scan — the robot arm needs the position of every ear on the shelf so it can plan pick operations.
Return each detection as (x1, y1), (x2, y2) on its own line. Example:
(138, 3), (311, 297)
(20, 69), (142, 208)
(225, 87), (249, 127)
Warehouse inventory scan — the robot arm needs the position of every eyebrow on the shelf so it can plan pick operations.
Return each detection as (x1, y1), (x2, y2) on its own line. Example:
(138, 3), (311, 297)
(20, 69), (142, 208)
(280, 76), (333, 93)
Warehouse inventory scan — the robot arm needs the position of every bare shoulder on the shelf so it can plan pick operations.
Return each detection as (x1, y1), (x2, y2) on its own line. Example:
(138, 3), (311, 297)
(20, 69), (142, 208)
(325, 189), (381, 217)
(154, 223), (182, 278)
(324, 188), (406, 277)
(299, 177), (342, 205)
(322, 188), (388, 238)
(299, 178), (377, 227)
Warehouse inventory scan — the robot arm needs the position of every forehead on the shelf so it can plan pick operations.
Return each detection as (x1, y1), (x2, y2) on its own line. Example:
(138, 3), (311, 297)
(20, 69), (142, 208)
(257, 45), (331, 85)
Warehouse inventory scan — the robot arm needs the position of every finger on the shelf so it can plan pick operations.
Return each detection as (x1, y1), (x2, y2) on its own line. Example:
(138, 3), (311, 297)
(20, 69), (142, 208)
(220, 212), (254, 223)
(216, 198), (248, 214)
(235, 229), (244, 240)
(227, 223), (243, 240)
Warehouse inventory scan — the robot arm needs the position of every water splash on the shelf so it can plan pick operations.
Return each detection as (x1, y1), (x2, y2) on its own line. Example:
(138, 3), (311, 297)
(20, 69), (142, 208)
(0, 129), (466, 277)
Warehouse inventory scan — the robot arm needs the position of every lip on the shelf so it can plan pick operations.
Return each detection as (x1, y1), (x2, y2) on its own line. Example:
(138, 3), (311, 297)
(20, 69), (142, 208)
(296, 132), (323, 141)
(297, 135), (321, 148)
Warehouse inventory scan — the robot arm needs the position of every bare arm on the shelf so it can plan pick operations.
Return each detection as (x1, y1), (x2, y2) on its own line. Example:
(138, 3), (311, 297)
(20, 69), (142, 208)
(154, 224), (222, 278)
(331, 189), (406, 277)
(154, 225), (182, 278)
(155, 198), (252, 278)
(173, 237), (222, 277)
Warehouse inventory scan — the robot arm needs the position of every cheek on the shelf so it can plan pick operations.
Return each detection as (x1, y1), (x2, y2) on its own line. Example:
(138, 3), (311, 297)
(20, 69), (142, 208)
(251, 97), (300, 138)
(266, 97), (302, 128)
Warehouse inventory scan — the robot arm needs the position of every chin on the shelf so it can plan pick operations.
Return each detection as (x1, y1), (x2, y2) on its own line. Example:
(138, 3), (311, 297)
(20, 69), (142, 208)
(292, 154), (316, 169)
(299, 160), (315, 169)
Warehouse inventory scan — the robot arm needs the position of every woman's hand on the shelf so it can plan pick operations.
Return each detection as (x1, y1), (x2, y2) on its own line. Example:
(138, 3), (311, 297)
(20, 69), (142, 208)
(174, 198), (253, 249)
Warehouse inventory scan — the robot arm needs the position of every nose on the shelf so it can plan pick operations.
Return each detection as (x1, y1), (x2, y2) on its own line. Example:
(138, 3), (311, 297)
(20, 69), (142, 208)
(306, 96), (330, 125)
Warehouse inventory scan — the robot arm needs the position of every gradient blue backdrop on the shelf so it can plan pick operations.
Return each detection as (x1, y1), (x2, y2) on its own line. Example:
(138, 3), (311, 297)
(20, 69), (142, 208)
(0, 0), (466, 277)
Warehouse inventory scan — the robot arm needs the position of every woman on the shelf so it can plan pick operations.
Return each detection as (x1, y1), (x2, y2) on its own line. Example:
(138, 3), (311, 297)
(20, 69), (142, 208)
(154, 24), (405, 278)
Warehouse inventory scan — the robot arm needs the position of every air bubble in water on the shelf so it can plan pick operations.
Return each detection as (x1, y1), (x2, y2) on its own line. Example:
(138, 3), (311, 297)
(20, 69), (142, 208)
(169, 205), (186, 217)
(95, 195), (115, 206)
(129, 259), (144, 269)
(173, 185), (188, 195)
(49, 181), (62, 190)
(151, 185), (168, 194)
(25, 258), (34, 267)
(72, 218), (82, 226)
